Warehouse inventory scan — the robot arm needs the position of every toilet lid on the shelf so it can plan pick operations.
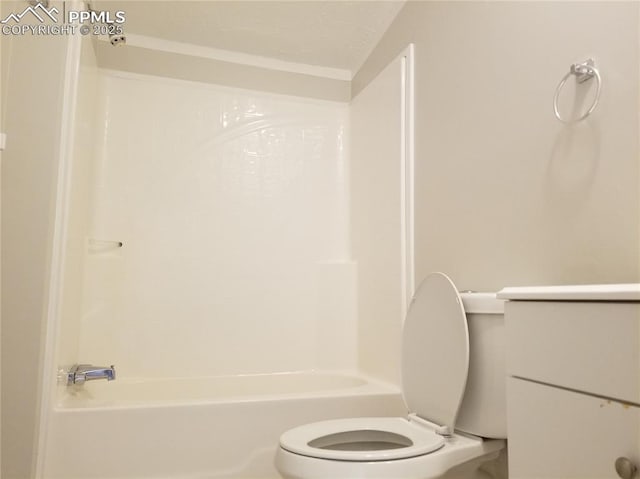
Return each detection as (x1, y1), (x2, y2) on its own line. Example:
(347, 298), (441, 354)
(279, 417), (445, 462)
(402, 272), (469, 432)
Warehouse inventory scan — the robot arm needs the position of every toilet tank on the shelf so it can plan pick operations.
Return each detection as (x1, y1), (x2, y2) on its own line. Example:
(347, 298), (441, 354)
(455, 292), (506, 439)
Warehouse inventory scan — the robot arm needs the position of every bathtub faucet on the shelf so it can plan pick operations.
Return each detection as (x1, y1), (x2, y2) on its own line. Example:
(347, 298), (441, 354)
(67, 364), (116, 386)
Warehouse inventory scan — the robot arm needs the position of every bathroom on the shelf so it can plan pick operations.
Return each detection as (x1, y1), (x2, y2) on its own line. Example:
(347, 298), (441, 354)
(1, 1), (639, 478)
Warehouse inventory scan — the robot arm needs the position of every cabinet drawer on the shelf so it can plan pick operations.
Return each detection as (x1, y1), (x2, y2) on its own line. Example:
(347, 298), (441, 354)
(506, 301), (640, 404)
(507, 377), (640, 478)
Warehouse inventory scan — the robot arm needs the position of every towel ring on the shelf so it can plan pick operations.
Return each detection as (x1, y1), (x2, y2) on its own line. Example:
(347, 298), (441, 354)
(553, 59), (601, 123)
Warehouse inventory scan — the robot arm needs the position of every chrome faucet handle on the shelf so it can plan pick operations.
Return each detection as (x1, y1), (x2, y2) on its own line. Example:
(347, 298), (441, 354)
(67, 364), (116, 385)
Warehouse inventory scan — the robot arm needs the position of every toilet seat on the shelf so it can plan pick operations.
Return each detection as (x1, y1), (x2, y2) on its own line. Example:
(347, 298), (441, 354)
(280, 417), (445, 462)
(402, 272), (469, 435)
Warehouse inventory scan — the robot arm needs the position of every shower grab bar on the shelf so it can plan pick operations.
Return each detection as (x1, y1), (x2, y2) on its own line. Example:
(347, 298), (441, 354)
(553, 58), (601, 123)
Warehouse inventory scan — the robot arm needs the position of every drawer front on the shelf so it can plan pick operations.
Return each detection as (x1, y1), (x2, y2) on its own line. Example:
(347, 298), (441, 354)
(506, 301), (640, 404)
(507, 377), (640, 478)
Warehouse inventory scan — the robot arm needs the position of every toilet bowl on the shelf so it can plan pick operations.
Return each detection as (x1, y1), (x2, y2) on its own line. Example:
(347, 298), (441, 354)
(275, 272), (507, 479)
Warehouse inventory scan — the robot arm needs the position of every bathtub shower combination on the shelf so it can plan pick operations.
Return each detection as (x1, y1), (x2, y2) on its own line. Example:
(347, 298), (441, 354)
(38, 19), (414, 479)
(44, 373), (404, 478)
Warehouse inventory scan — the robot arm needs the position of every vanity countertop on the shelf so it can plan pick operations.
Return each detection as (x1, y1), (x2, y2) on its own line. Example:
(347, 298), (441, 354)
(497, 283), (640, 301)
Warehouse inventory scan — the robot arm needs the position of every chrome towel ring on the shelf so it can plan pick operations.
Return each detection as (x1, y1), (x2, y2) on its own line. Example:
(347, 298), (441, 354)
(553, 59), (601, 123)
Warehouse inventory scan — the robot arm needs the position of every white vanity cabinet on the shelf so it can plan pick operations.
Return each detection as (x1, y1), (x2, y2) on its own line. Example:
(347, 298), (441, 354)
(507, 375), (640, 478)
(499, 285), (640, 479)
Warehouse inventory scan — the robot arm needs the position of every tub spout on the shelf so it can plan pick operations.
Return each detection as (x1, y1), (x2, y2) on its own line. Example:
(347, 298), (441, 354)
(67, 364), (116, 386)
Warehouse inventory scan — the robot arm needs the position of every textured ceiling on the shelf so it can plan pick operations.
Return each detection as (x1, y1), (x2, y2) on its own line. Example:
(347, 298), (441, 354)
(93, 1), (405, 73)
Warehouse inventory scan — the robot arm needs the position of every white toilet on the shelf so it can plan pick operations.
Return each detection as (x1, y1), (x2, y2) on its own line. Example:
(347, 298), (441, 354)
(275, 272), (507, 479)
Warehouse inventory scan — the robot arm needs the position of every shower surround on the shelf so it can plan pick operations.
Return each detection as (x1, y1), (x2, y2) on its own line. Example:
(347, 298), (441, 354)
(39, 38), (377, 478)
(68, 68), (355, 379)
(40, 22), (410, 478)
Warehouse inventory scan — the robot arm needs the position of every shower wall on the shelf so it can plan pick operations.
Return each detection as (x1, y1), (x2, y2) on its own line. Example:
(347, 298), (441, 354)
(70, 70), (354, 378)
(351, 54), (406, 386)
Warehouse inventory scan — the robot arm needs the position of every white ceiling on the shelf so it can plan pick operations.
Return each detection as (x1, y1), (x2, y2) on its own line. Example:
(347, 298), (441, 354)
(93, 1), (405, 74)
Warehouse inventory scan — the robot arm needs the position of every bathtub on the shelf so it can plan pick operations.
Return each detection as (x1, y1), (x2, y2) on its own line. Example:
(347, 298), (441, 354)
(42, 371), (405, 479)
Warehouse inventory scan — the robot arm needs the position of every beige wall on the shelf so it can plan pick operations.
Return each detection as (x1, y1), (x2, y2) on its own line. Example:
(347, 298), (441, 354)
(354, 1), (640, 291)
(1, 1), (70, 477)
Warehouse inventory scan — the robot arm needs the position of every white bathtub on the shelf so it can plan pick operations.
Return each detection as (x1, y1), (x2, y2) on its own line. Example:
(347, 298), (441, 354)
(42, 371), (405, 479)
